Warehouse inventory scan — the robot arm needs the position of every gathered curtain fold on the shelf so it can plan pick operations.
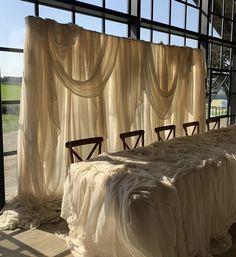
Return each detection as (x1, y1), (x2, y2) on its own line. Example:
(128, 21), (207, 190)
(0, 16), (206, 230)
(48, 25), (119, 97)
(143, 44), (194, 119)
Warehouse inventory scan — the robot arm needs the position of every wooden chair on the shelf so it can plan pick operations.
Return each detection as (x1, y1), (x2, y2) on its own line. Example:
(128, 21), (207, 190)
(183, 121), (199, 136)
(65, 136), (103, 163)
(154, 125), (176, 142)
(206, 117), (220, 131)
(120, 130), (145, 150)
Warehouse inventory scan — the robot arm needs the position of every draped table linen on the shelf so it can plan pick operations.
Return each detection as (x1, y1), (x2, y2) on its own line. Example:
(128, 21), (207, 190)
(61, 125), (236, 257)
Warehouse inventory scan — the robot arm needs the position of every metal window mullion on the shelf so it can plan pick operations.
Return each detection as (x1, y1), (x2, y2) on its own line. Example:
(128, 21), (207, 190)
(231, 0), (235, 43)
(228, 71), (232, 117)
(35, 1), (39, 16)
(228, 0), (236, 123)
(102, 0), (105, 33)
(184, 0), (187, 46)
(150, 0), (154, 42)
(0, 76), (5, 209)
(3, 151), (17, 157)
(175, 0), (199, 9)
(2, 100), (20, 105)
(208, 73), (212, 119)
(128, 0), (140, 39)
(210, 0), (215, 37)
(208, 41), (213, 118)
(198, 0), (202, 46)
(0, 47), (23, 53)
(168, 0), (172, 44)
(72, 8), (76, 24)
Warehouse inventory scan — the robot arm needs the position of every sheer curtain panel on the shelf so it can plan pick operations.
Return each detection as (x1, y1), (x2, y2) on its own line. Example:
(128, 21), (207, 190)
(0, 16), (206, 230)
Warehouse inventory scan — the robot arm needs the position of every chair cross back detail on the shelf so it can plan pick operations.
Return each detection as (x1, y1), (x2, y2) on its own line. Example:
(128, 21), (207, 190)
(120, 130), (145, 150)
(206, 117), (220, 131)
(183, 121), (200, 136)
(65, 137), (103, 163)
(154, 125), (176, 142)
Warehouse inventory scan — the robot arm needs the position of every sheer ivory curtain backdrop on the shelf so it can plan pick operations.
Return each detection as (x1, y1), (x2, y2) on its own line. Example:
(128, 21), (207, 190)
(0, 16), (206, 229)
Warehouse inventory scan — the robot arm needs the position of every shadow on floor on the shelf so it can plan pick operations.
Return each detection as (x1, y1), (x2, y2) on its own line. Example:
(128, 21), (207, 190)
(0, 220), (72, 257)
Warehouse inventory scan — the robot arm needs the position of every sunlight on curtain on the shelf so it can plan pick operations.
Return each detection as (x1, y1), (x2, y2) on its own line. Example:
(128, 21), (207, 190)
(0, 16), (206, 230)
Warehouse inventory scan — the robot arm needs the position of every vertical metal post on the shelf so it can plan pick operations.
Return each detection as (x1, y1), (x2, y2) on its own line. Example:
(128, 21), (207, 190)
(128, 0), (140, 39)
(229, 2), (236, 124)
(102, 0), (105, 33)
(72, 8), (76, 24)
(150, 0), (153, 42)
(35, 1), (39, 16)
(0, 72), (5, 210)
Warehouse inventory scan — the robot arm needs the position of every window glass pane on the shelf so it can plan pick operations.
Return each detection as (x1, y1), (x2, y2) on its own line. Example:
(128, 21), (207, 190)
(4, 156), (17, 200)
(211, 87), (228, 117)
(187, 0), (199, 6)
(223, 20), (232, 41)
(140, 28), (151, 42)
(186, 6), (199, 32)
(1, 52), (22, 154)
(39, 5), (71, 23)
(141, 0), (152, 19)
(211, 72), (229, 94)
(229, 94), (236, 118)
(222, 46), (231, 69)
(0, 0), (34, 49)
(210, 44), (221, 68)
(186, 38), (198, 48)
(76, 13), (102, 32)
(170, 34), (184, 46)
(171, 0), (185, 29)
(213, 0), (223, 16)
(153, 0), (170, 25)
(213, 15), (222, 38)
(220, 117), (229, 127)
(0, 52), (23, 78)
(2, 105), (19, 152)
(106, 0), (128, 13)
(210, 71), (229, 118)
(153, 31), (169, 44)
(1, 79), (21, 101)
(224, 0), (233, 19)
(77, 0), (102, 6)
(210, 100), (228, 117)
(230, 72), (236, 93)
(105, 20), (128, 37)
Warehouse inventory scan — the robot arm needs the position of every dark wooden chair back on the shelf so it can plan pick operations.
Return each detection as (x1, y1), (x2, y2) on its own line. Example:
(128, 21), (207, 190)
(154, 125), (176, 142)
(65, 137), (103, 163)
(120, 130), (145, 150)
(183, 121), (200, 136)
(206, 117), (220, 131)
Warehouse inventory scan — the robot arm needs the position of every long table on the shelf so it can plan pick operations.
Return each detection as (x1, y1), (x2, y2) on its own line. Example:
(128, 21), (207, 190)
(61, 125), (236, 257)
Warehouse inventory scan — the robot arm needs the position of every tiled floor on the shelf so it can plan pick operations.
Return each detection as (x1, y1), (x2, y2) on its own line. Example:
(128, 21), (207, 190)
(0, 220), (73, 257)
(1, 221), (236, 257)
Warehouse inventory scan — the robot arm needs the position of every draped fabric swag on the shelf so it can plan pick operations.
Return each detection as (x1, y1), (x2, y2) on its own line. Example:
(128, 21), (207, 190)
(0, 16), (206, 229)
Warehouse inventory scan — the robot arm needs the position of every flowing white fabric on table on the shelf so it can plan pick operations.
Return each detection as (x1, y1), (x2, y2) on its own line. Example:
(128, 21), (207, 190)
(62, 125), (236, 257)
(0, 16), (206, 230)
